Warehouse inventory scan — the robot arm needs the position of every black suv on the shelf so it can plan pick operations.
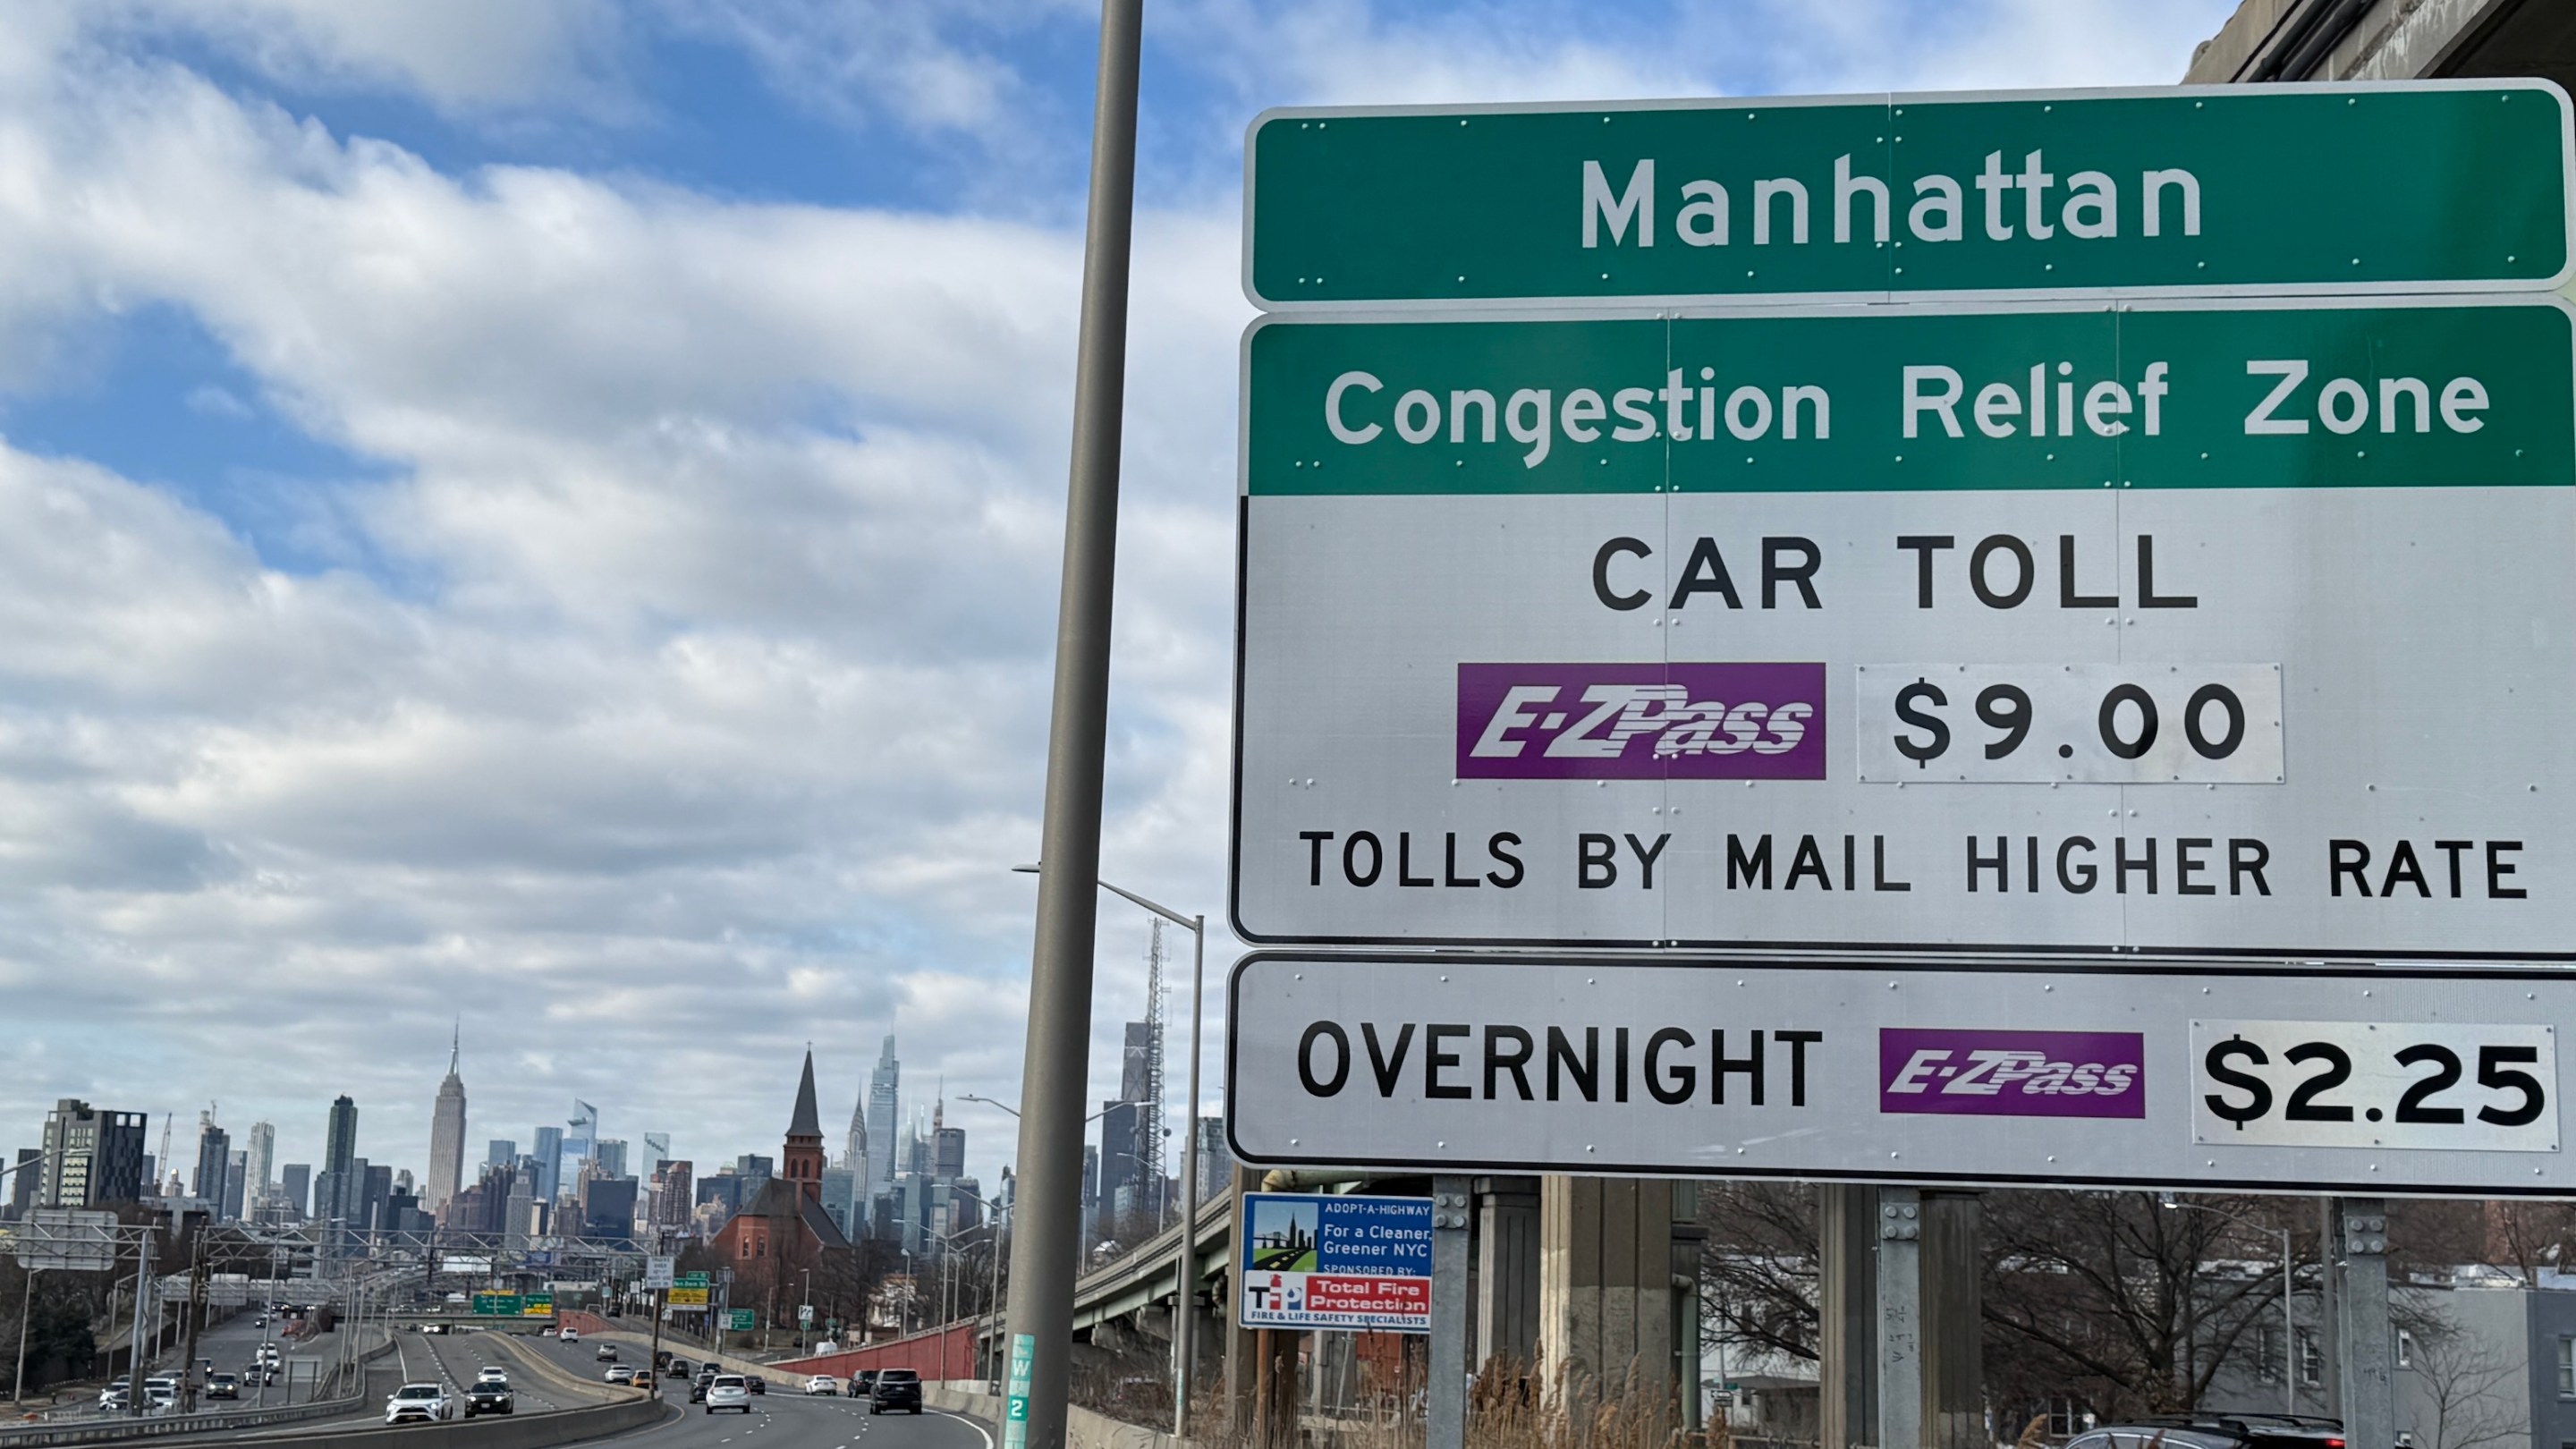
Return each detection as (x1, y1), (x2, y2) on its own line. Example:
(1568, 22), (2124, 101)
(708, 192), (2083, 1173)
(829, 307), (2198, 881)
(464, 1381), (514, 1419)
(2068, 1415), (2346, 1449)
(869, 1368), (922, 1416)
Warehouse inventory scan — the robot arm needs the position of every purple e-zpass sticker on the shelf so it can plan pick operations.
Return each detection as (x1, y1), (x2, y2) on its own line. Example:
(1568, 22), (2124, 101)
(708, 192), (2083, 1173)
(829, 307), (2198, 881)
(1455, 662), (1826, 780)
(1878, 1029), (2147, 1119)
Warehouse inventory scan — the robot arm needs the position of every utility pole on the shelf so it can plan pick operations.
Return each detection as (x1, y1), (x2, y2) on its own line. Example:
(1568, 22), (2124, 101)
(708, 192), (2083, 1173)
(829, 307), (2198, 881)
(179, 1247), (208, 1414)
(1000, 0), (1141, 1445)
(127, 1228), (154, 1417)
(11, 1267), (37, 1405)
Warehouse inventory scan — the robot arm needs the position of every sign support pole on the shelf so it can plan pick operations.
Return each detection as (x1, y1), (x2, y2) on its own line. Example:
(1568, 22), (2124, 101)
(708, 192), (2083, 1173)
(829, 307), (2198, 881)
(1818, 1186), (1877, 1449)
(1002, 0), (1140, 1445)
(1874, 1190), (1921, 1449)
(1428, 1179), (1470, 1449)
(2334, 1201), (2393, 1449)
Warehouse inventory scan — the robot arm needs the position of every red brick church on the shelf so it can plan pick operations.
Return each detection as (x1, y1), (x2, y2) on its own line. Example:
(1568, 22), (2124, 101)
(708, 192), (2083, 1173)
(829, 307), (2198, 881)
(711, 1050), (851, 1267)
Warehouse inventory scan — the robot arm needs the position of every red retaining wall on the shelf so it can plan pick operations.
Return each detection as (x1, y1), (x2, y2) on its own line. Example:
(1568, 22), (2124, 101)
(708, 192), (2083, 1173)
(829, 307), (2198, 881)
(771, 1322), (982, 1381)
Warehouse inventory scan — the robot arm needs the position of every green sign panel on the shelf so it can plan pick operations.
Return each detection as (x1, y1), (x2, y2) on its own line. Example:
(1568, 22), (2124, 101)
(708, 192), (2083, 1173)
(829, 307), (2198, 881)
(472, 1292), (521, 1316)
(676, 1272), (709, 1287)
(1247, 84), (2572, 307)
(725, 1309), (755, 1332)
(1248, 299), (2574, 496)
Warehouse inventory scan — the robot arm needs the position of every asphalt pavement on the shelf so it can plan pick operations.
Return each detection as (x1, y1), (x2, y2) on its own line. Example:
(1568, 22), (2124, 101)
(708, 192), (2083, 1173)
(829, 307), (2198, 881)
(597, 1375), (990, 1449)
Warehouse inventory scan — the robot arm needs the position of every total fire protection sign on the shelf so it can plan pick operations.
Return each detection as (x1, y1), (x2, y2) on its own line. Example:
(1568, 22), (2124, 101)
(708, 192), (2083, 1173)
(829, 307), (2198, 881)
(1229, 297), (2576, 958)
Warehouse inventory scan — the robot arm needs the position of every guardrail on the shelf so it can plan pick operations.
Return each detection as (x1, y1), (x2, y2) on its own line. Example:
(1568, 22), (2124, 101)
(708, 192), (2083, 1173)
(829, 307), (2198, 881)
(0, 1337), (402, 1449)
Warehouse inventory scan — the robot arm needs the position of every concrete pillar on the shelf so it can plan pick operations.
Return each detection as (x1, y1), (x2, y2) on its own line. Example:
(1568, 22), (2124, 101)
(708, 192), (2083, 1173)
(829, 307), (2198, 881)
(2334, 1199), (2392, 1449)
(1473, 1176), (1541, 1374)
(1875, 1189), (1922, 1449)
(1818, 1185), (1878, 1449)
(1539, 1175), (1675, 1421)
(1919, 1192), (1984, 1449)
(1670, 1183), (1705, 1433)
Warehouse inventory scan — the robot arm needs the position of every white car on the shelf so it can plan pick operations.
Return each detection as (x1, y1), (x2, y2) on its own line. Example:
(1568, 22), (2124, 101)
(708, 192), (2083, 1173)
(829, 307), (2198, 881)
(557, 1328), (578, 1343)
(476, 1368), (509, 1385)
(803, 1376), (839, 1396)
(385, 1384), (454, 1424)
(705, 1375), (752, 1414)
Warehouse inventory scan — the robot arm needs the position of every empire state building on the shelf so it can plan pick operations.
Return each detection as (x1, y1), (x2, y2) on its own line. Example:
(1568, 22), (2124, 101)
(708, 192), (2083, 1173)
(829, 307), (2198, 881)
(426, 1025), (468, 1221)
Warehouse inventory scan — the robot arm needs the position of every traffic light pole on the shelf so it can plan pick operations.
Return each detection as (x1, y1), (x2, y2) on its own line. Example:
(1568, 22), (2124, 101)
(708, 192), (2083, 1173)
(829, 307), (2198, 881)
(1000, 1), (1141, 1447)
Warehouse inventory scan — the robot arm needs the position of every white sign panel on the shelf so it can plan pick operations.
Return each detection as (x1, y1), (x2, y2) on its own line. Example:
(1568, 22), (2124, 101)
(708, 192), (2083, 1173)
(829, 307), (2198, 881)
(1224, 953), (2576, 1196)
(1232, 300), (2576, 957)
(642, 1255), (674, 1291)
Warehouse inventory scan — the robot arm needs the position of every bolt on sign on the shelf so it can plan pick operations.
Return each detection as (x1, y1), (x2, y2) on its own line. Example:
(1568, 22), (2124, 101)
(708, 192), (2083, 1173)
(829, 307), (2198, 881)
(1245, 83), (2573, 308)
(1224, 953), (2573, 1197)
(1230, 297), (2576, 957)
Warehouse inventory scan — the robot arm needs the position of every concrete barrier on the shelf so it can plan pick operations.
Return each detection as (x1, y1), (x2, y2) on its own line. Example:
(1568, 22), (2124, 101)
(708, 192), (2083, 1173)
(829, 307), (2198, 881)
(0, 1339), (405, 1448)
(925, 1385), (1182, 1449)
(243, 1394), (669, 1449)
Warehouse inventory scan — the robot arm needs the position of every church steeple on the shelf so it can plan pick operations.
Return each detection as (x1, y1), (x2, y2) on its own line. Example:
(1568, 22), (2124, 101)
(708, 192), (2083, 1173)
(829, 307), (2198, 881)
(783, 1049), (826, 1204)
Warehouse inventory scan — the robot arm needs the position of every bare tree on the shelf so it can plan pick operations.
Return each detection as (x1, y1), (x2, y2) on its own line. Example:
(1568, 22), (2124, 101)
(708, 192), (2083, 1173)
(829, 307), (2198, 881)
(1696, 1182), (1819, 1365)
(2401, 1309), (2521, 1449)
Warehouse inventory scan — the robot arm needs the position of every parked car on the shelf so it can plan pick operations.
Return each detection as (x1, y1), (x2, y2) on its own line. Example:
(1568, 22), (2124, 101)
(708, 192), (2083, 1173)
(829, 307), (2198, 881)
(204, 1373), (240, 1401)
(803, 1376), (838, 1396)
(2066, 1415), (2347, 1449)
(384, 1384), (454, 1425)
(705, 1375), (752, 1414)
(869, 1368), (922, 1416)
(463, 1380), (514, 1419)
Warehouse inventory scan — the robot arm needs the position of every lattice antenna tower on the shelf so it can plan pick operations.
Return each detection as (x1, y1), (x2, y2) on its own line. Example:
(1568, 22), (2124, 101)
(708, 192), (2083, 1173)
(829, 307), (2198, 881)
(1142, 917), (1167, 1215)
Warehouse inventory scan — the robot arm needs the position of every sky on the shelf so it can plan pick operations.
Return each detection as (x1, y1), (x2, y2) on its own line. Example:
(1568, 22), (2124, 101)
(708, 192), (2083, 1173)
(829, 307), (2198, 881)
(0, 0), (2241, 1198)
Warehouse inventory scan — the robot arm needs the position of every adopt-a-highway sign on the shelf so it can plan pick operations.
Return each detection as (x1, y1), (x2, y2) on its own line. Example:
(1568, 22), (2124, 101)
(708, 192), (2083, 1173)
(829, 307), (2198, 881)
(1238, 1192), (1433, 1332)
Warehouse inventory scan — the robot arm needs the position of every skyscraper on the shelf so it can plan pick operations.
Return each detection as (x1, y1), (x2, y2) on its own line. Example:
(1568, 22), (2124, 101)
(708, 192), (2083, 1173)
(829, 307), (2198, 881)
(223, 1151), (247, 1221)
(561, 1102), (597, 1191)
(325, 1097), (359, 1176)
(487, 1140), (516, 1169)
(530, 1126), (563, 1201)
(426, 1028), (468, 1218)
(280, 1164), (310, 1218)
(319, 1095), (359, 1243)
(243, 1121), (275, 1214)
(866, 1037), (900, 1190)
(642, 1133), (670, 1172)
(191, 1113), (231, 1206)
(592, 1140), (628, 1181)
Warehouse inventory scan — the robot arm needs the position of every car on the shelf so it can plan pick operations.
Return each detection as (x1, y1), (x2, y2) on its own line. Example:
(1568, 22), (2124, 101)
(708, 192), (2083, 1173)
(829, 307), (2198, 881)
(2066, 1415), (2348, 1449)
(476, 1367), (509, 1385)
(869, 1368), (922, 1416)
(746, 1377), (765, 1395)
(142, 1377), (179, 1413)
(606, 1365), (639, 1385)
(705, 1375), (752, 1414)
(688, 1374), (712, 1404)
(205, 1373), (240, 1401)
(594, 1343), (618, 1361)
(98, 1378), (131, 1411)
(803, 1376), (838, 1396)
(849, 1369), (877, 1398)
(557, 1328), (578, 1343)
(463, 1381), (513, 1419)
(665, 1360), (694, 1379)
(384, 1384), (454, 1425)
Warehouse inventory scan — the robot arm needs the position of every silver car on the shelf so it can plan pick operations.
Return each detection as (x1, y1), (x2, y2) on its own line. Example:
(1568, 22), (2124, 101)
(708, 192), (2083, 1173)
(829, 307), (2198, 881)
(704, 1375), (752, 1414)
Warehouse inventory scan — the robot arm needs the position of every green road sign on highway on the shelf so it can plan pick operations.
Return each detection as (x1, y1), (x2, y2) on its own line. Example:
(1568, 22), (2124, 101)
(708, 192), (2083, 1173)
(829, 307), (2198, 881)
(472, 1292), (521, 1316)
(1246, 82), (2573, 308)
(725, 1309), (755, 1332)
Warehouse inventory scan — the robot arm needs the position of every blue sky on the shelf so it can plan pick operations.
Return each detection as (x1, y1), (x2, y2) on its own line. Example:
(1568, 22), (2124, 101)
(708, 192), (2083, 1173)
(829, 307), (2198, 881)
(0, 0), (2237, 1198)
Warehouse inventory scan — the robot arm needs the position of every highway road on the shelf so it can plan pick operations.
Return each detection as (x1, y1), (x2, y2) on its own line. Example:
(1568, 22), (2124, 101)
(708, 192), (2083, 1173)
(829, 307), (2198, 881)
(492, 1335), (990, 1449)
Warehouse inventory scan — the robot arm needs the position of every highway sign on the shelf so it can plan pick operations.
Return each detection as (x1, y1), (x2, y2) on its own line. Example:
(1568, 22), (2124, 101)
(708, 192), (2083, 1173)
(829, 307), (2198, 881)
(522, 1293), (555, 1318)
(1231, 297), (2576, 957)
(726, 1308), (756, 1332)
(1246, 82), (2574, 308)
(1225, 952), (2576, 1197)
(667, 1285), (709, 1309)
(472, 1292), (522, 1316)
(643, 1256), (674, 1290)
(676, 1271), (709, 1287)
(1238, 1193), (1432, 1332)
(7, 1209), (118, 1272)
(797, 1304), (813, 1326)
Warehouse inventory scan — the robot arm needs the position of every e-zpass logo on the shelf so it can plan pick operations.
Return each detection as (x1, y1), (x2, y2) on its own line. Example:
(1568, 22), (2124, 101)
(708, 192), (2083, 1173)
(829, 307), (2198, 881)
(1455, 662), (1826, 780)
(1878, 1029), (2146, 1120)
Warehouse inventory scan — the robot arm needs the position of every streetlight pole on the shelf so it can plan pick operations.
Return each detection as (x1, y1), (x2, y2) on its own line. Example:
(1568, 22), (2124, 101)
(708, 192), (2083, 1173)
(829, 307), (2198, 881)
(1013, 866), (1208, 1436)
(2160, 1196), (2296, 1416)
(1004, 0), (1143, 1439)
